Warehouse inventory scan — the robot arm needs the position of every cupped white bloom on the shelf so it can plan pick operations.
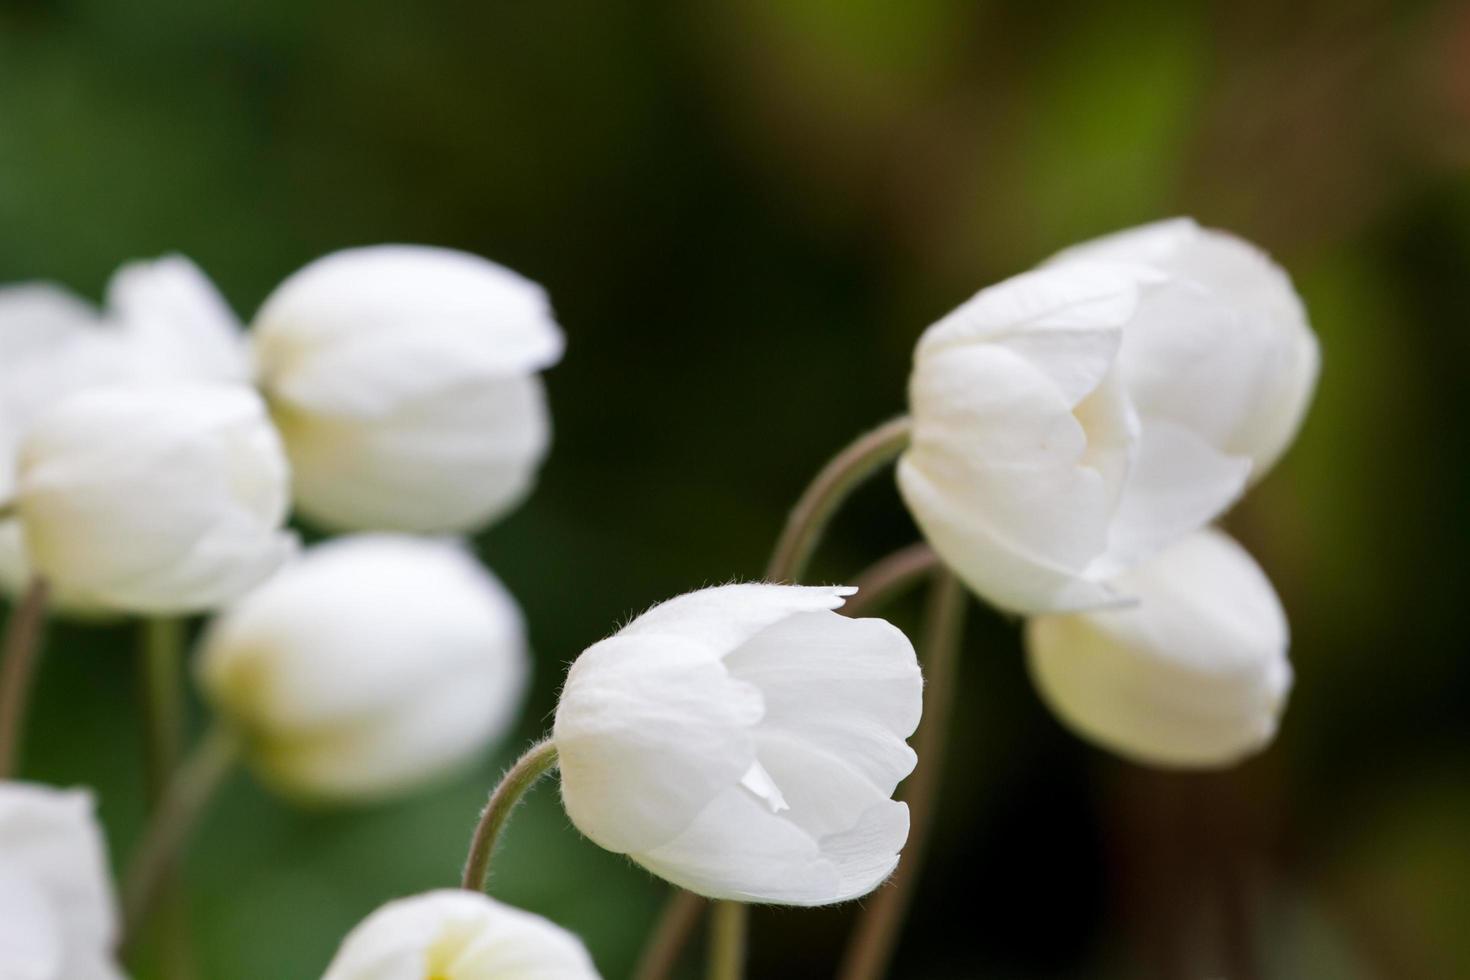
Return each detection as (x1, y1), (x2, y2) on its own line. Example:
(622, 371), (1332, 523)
(1025, 527), (1292, 768)
(197, 535), (529, 803)
(0, 782), (125, 980)
(1047, 217), (1320, 481)
(899, 219), (1319, 615)
(322, 890), (599, 980)
(553, 583), (922, 906)
(14, 384), (295, 614)
(252, 245), (565, 533)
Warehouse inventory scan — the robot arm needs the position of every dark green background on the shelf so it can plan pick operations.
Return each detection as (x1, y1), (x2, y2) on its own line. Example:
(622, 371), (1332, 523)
(4, 0), (1468, 976)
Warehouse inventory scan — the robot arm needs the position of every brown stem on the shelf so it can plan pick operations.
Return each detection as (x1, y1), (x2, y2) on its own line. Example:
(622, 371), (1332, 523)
(838, 570), (969, 980)
(633, 890), (706, 980)
(0, 578), (51, 778)
(842, 543), (939, 618)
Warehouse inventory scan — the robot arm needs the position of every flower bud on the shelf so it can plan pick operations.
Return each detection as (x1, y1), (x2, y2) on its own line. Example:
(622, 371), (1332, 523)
(197, 535), (529, 803)
(1047, 217), (1319, 481)
(899, 219), (1317, 615)
(107, 254), (252, 384)
(0, 782), (124, 980)
(553, 583), (922, 906)
(251, 245), (565, 533)
(1025, 527), (1292, 768)
(322, 890), (599, 979)
(14, 385), (295, 614)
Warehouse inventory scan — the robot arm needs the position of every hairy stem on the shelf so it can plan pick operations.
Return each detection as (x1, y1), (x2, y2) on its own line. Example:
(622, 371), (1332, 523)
(461, 739), (560, 893)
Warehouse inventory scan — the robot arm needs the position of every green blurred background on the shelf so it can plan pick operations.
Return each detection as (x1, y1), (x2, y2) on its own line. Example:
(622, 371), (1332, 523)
(4, 0), (1469, 976)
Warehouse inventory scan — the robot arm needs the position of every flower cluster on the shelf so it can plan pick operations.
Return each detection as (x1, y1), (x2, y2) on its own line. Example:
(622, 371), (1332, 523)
(0, 216), (1316, 978)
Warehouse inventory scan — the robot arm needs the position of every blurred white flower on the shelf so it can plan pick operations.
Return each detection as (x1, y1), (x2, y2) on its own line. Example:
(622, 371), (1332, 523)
(252, 245), (564, 533)
(0, 782), (124, 980)
(197, 535), (529, 803)
(0, 257), (251, 605)
(13, 384), (294, 614)
(1025, 527), (1292, 768)
(553, 583), (921, 906)
(322, 890), (599, 980)
(1048, 217), (1320, 481)
(898, 219), (1317, 614)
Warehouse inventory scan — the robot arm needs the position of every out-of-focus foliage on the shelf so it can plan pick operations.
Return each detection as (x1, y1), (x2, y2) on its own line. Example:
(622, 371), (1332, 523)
(3, 0), (1468, 976)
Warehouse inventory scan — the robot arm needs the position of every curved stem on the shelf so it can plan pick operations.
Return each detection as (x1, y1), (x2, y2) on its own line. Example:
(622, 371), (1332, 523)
(707, 900), (747, 980)
(764, 416), (911, 582)
(634, 890), (706, 980)
(841, 543), (939, 619)
(121, 725), (239, 952)
(138, 617), (195, 980)
(838, 570), (968, 980)
(461, 739), (560, 893)
(0, 578), (50, 778)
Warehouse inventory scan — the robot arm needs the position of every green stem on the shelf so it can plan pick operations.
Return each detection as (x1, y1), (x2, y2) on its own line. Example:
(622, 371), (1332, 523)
(838, 571), (969, 980)
(707, 900), (747, 980)
(0, 578), (50, 778)
(764, 416), (911, 582)
(461, 739), (560, 893)
(122, 725), (239, 953)
(138, 617), (194, 980)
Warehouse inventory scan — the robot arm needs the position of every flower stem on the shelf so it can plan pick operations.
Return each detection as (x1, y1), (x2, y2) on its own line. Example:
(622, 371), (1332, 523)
(838, 570), (968, 980)
(764, 416), (911, 582)
(138, 617), (195, 980)
(707, 900), (747, 980)
(633, 890), (706, 980)
(121, 724), (239, 953)
(841, 543), (939, 618)
(461, 738), (560, 893)
(0, 578), (50, 778)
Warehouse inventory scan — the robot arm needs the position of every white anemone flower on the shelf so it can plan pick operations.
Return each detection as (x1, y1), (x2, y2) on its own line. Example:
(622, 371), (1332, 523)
(553, 584), (922, 906)
(0, 782), (124, 980)
(322, 890), (599, 979)
(252, 245), (564, 534)
(197, 535), (529, 803)
(1026, 527), (1292, 768)
(899, 219), (1317, 614)
(13, 384), (295, 614)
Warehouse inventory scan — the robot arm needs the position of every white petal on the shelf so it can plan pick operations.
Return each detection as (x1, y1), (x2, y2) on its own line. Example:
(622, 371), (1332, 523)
(0, 873), (62, 980)
(322, 890), (599, 980)
(554, 634), (763, 854)
(1027, 528), (1292, 768)
(106, 255), (250, 384)
(1099, 418), (1251, 574)
(254, 244), (564, 416)
(279, 373), (550, 534)
(617, 583), (855, 654)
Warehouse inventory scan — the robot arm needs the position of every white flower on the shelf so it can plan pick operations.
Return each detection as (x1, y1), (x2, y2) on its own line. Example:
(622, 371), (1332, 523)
(0, 782), (125, 980)
(251, 245), (565, 533)
(553, 584), (922, 906)
(1025, 527), (1292, 768)
(898, 219), (1317, 614)
(322, 890), (599, 980)
(197, 535), (529, 803)
(1047, 217), (1319, 481)
(13, 384), (295, 614)
(0, 258), (251, 605)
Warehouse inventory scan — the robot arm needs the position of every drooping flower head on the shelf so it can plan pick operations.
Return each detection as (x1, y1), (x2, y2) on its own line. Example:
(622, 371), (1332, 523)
(197, 535), (529, 803)
(252, 245), (565, 533)
(1025, 527), (1293, 768)
(899, 218), (1318, 614)
(322, 890), (599, 979)
(14, 384), (295, 614)
(554, 584), (922, 906)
